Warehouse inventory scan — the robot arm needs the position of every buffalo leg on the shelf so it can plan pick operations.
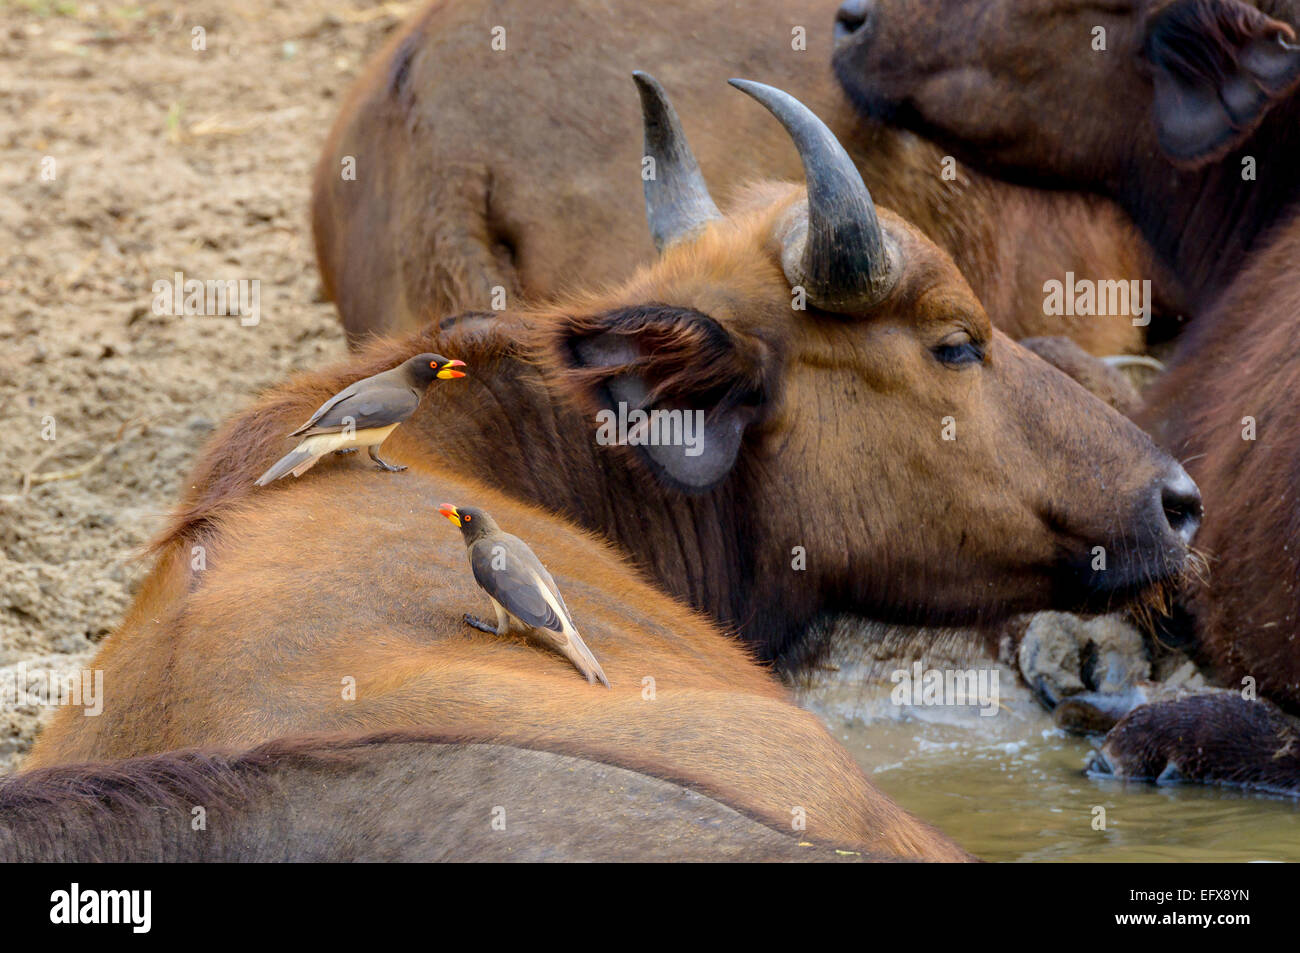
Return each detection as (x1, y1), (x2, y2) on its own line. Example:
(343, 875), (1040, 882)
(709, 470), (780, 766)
(1089, 693), (1300, 795)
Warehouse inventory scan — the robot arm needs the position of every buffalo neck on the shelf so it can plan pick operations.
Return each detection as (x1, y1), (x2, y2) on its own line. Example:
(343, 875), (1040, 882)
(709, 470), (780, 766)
(413, 338), (804, 659)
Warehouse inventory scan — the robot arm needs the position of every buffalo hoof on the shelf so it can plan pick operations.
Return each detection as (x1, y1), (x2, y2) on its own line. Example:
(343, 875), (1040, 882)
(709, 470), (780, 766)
(1018, 612), (1149, 712)
(1053, 661), (1210, 733)
(1054, 687), (1152, 734)
(1088, 693), (1300, 795)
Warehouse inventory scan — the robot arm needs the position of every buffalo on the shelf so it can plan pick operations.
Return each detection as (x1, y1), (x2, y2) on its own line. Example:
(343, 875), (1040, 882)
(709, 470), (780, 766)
(26, 80), (1199, 859)
(312, 0), (1161, 353)
(833, 0), (1300, 308)
(833, 0), (1300, 783)
(2, 734), (881, 862)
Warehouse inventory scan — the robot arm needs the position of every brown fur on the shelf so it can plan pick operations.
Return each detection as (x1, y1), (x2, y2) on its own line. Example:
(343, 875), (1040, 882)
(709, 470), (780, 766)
(834, 0), (1300, 304)
(2, 734), (888, 861)
(1018, 337), (1143, 417)
(146, 189), (1193, 654)
(1139, 226), (1300, 708)
(1096, 693), (1300, 794)
(312, 0), (1154, 353)
(25, 461), (966, 859)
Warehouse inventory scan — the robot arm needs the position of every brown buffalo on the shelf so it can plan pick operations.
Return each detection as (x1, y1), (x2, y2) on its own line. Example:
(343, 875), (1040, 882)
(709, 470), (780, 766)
(1140, 229), (1300, 710)
(26, 437), (965, 859)
(312, 0), (1158, 353)
(26, 81), (1196, 859)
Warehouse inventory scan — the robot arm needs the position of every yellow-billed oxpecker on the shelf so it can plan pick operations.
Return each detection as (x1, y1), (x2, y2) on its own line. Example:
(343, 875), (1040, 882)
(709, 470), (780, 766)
(439, 503), (611, 688)
(255, 353), (465, 485)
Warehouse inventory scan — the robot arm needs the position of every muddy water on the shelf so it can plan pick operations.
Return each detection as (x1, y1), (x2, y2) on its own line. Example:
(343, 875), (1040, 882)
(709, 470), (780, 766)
(836, 716), (1300, 862)
(794, 623), (1300, 862)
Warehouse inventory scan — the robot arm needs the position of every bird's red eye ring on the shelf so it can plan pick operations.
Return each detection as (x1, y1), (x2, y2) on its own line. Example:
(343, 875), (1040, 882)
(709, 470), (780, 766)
(464, 514), (472, 522)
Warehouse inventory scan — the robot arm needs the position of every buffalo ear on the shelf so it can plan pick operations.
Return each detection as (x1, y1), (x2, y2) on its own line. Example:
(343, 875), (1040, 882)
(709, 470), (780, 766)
(1145, 0), (1300, 165)
(555, 306), (770, 492)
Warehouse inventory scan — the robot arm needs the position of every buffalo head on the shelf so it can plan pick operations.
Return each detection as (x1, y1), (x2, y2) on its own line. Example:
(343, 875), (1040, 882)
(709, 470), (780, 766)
(548, 75), (1201, 649)
(832, 0), (1300, 184)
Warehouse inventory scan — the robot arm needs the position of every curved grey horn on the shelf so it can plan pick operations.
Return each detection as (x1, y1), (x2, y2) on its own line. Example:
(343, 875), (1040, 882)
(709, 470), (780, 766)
(632, 71), (722, 252)
(729, 78), (900, 312)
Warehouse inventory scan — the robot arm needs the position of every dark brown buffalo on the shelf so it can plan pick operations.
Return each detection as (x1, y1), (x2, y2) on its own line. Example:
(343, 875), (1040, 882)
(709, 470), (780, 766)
(834, 0), (1300, 715)
(833, 0), (1300, 307)
(1141, 228), (1300, 708)
(312, 0), (1156, 353)
(1, 736), (878, 862)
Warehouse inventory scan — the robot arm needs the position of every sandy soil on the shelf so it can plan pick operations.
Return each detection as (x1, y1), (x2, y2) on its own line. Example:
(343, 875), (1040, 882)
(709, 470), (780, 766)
(0, 0), (421, 772)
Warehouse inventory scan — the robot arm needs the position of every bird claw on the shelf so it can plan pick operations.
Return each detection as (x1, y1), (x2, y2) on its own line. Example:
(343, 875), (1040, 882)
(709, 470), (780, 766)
(463, 613), (498, 635)
(333, 448), (359, 455)
(367, 445), (406, 472)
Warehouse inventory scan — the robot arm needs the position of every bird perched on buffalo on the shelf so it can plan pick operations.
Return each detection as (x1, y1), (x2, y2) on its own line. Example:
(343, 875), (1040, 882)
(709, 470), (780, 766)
(255, 353), (465, 485)
(439, 503), (610, 688)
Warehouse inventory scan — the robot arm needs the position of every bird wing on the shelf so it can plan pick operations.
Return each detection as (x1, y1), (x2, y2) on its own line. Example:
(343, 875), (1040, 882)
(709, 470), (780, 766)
(292, 386), (419, 437)
(290, 379), (364, 436)
(469, 535), (570, 634)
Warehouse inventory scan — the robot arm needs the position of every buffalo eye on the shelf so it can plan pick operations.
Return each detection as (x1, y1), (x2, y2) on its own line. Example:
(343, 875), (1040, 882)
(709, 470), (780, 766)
(932, 331), (984, 368)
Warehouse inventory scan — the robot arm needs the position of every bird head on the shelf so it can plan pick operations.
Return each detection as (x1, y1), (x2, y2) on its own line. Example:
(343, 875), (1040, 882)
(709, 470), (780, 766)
(408, 353), (467, 383)
(438, 503), (496, 542)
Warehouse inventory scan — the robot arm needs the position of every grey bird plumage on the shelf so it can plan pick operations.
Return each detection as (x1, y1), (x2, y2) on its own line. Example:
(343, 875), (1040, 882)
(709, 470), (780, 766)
(255, 352), (465, 486)
(440, 504), (611, 688)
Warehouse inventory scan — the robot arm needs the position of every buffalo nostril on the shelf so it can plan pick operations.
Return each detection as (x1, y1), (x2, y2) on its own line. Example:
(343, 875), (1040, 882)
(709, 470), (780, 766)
(1160, 467), (1202, 544)
(834, 0), (874, 40)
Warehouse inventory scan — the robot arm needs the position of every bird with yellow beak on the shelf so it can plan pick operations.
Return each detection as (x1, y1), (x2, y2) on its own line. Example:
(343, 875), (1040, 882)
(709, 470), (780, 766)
(255, 353), (466, 485)
(439, 503), (610, 688)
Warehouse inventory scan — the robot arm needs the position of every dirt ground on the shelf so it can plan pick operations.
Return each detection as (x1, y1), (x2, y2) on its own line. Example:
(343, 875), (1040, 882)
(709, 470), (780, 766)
(0, 0), (423, 772)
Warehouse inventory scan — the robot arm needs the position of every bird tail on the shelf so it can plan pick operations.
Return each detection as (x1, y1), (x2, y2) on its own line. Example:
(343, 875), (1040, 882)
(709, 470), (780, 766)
(254, 445), (322, 485)
(559, 629), (611, 688)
